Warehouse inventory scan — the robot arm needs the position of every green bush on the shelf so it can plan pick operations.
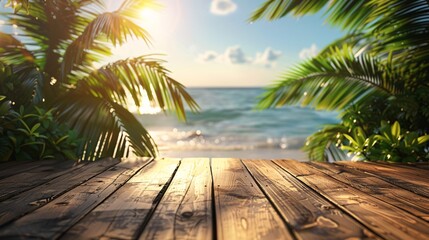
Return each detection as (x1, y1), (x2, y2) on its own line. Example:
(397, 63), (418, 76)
(0, 104), (81, 161)
(342, 121), (429, 162)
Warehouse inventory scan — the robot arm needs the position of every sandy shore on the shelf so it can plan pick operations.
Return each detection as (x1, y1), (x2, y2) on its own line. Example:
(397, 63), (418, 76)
(158, 149), (309, 161)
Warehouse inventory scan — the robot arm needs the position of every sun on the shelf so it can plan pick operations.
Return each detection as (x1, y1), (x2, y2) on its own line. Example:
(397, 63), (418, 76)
(127, 92), (162, 115)
(139, 8), (159, 23)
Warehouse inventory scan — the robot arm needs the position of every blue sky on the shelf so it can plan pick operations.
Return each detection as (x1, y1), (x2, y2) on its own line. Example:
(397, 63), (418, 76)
(0, 0), (344, 87)
(108, 0), (344, 87)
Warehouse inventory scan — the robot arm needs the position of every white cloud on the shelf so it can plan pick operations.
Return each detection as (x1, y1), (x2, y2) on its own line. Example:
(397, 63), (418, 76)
(210, 0), (237, 15)
(254, 48), (283, 67)
(197, 46), (282, 67)
(222, 45), (251, 64)
(197, 51), (219, 62)
(299, 44), (318, 59)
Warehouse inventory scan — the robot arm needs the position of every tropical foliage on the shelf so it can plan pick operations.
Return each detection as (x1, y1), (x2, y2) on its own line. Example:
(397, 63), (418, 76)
(3, 0), (30, 12)
(0, 105), (81, 161)
(0, 0), (198, 161)
(342, 121), (429, 162)
(252, 0), (429, 162)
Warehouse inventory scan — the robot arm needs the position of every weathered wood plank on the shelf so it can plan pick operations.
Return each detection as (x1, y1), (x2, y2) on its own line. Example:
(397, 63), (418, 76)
(61, 158), (180, 240)
(0, 158), (120, 227)
(310, 162), (429, 221)
(138, 158), (213, 240)
(212, 158), (293, 240)
(0, 158), (149, 239)
(275, 160), (429, 240)
(390, 162), (429, 171)
(337, 161), (429, 198)
(0, 160), (82, 201)
(243, 160), (378, 239)
(408, 162), (429, 170)
(0, 160), (32, 169)
(0, 160), (60, 180)
(367, 162), (429, 179)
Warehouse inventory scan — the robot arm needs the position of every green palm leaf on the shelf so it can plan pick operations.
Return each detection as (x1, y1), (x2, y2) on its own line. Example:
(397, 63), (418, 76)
(258, 45), (398, 111)
(251, 0), (429, 63)
(0, 63), (45, 107)
(303, 124), (349, 162)
(77, 56), (199, 120)
(55, 92), (157, 160)
(61, 11), (151, 80)
(0, 32), (35, 64)
(249, 0), (329, 21)
(249, 0), (373, 31)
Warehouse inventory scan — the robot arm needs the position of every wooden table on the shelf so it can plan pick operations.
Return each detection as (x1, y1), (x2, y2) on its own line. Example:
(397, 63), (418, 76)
(0, 158), (428, 239)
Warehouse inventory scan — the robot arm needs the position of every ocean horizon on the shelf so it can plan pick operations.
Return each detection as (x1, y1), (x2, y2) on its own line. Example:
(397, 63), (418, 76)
(136, 87), (340, 160)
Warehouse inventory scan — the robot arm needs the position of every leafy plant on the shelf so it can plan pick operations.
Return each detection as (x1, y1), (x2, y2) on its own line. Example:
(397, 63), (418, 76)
(0, 105), (81, 161)
(252, 0), (429, 162)
(1, 0), (29, 13)
(342, 121), (429, 162)
(0, 0), (198, 161)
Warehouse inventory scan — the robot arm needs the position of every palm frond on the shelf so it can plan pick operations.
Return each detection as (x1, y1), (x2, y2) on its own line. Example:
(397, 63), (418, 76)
(55, 92), (157, 161)
(73, 0), (105, 34)
(5, 1), (83, 75)
(318, 32), (367, 56)
(251, 0), (429, 64)
(249, 0), (330, 22)
(368, 0), (429, 62)
(250, 0), (374, 31)
(258, 45), (399, 111)
(1, 0), (198, 162)
(249, 0), (376, 31)
(0, 32), (35, 64)
(76, 56), (199, 121)
(65, 42), (113, 83)
(77, 0), (104, 8)
(303, 124), (349, 162)
(118, 0), (159, 20)
(61, 11), (151, 81)
(0, 63), (45, 107)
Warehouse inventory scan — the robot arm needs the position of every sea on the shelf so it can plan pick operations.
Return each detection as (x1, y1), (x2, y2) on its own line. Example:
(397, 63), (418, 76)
(136, 88), (339, 160)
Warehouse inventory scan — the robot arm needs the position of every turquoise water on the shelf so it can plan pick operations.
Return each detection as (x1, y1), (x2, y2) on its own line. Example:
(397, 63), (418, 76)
(137, 88), (339, 155)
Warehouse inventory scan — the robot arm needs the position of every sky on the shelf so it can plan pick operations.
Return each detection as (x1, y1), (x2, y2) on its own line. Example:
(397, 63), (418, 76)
(105, 0), (344, 87)
(0, 0), (344, 87)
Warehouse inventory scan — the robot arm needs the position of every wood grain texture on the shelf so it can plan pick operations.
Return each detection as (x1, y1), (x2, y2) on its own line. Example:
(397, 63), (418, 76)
(212, 158), (293, 240)
(0, 158), (148, 239)
(0, 160), (82, 201)
(0, 160), (60, 180)
(372, 162), (429, 176)
(337, 161), (429, 198)
(62, 158), (179, 240)
(275, 160), (429, 240)
(310, 162), (429, 221)
(0, 158), (120, 227)
(0, 158), (429, 239)
(139, 158), (213, 240)
(391, 162), (429, 171)
(408, 162), (429, 170)
(243, 160), (377, 240)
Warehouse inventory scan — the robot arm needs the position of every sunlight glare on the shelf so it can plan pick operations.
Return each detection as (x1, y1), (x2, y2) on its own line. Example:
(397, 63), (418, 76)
(128, 94), (162, 115)
(139, 8), (159, 24)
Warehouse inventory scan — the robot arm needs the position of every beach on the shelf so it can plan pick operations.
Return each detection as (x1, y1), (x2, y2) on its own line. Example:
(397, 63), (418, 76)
(157, 148), (309, 161)
(137, 88), (339, 161)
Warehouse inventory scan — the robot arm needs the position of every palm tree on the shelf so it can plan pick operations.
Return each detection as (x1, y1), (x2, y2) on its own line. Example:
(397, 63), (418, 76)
(0, 0), (199, 160)
(251, 0), (429, 161)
